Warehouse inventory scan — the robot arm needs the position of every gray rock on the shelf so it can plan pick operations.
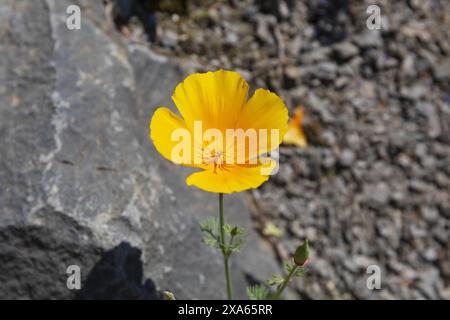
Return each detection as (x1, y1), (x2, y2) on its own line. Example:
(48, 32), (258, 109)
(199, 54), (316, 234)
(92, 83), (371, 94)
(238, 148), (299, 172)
(334, 76), (350, 89)
(378, 55), (398, 70)
(421, 207), (439, 223)
(255, 14), (276, 46)
(376, 218), (400, 248)
(0, 0), (279, 299)
(421, 247), (438, 262)
(273, 163), (294, 186)
(300, 47), (331, 64)
(400, 84), (428, 100)
(314, 62), (338, 81)
(283, 66), (301, 89)
(432, 225), (449, 244)
(339, 149), (355, 167)
(415, 268), (440, 299)
(401, 55), (416, 78)
(286, 35), (302, 57)
(354, 31), (382, 49)
(333, 42), (359, 61)
(416, 102), (442, 139)
(225, 32), (239, 46)
(277, 202), (296, 221)
(160, 29), (179, 48)
(433, 58), (450, 85)
(363, 183), (390, 207)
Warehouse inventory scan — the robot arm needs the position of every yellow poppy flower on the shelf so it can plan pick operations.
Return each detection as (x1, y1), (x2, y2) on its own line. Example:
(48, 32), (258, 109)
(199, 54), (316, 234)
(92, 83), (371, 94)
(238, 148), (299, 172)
(150, 70), (288, 194)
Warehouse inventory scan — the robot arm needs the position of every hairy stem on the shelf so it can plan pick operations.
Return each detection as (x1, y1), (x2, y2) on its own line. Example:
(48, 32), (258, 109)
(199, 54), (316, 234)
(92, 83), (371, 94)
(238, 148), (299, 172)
(219, 193), (233, 300)
(275, 265), (298, 299)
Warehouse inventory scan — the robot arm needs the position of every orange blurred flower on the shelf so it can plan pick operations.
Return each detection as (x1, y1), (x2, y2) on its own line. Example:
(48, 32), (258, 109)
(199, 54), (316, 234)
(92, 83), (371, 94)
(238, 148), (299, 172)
(283, 106), (307, 148)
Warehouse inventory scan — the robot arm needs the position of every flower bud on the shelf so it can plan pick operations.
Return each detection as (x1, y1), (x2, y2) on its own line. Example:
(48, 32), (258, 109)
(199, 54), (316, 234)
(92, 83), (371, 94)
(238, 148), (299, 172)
(294, 240), (309, 266)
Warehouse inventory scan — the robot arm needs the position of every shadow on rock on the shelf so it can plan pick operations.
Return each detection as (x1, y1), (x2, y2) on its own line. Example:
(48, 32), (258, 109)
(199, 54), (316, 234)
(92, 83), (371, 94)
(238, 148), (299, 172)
(77, 242), (161, 300)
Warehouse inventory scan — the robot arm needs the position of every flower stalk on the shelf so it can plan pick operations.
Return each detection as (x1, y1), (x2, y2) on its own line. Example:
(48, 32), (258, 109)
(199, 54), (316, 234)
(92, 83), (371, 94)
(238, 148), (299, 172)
(274, 265), (298, 299)
(219, 193), (233, 300)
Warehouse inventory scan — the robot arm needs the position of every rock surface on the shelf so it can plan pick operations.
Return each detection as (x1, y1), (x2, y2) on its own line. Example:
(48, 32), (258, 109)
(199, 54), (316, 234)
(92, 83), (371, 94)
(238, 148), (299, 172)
(0, 0), (279, 299)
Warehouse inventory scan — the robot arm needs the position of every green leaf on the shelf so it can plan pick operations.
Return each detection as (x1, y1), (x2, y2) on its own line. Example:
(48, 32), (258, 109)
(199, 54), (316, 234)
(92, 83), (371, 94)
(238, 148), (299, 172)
(267, 273), (284, 286)
(247, 285), (270, 300)
(199, 217), (220, 249)
(230, 226), (239, 236)
(293, 266), (308, 278)
(283, 261), (294, 273)
(200, 218), (246, 253)
(224, 224), (234, 234)
(282, 259), (308, 276)
(231, 234), (245, 248)
(199, 217), (219, 234)
(225, 225), (245, 253)
(202, 234), (219, 249)
(231, 225), (244, 236)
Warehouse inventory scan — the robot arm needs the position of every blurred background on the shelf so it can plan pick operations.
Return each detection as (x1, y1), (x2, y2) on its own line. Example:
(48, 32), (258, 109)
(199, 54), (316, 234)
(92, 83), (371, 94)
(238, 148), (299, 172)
(0, 0), (449, 299)
(109, 0), (450, 299)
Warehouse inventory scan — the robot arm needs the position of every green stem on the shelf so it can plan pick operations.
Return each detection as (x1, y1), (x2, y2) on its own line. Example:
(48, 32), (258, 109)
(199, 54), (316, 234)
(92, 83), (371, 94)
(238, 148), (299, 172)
(219, 193), (233, 300)
(275, 265), (298, 299)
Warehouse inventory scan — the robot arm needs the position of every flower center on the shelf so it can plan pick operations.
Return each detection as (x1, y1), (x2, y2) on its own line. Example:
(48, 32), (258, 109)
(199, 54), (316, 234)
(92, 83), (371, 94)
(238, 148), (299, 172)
(202, 141), (229, 174)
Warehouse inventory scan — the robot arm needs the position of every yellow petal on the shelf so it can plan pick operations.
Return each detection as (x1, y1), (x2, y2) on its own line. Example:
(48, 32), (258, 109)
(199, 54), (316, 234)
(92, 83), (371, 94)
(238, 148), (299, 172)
(186, 158), (276, 194)
(283, 107), (308, 148)
(172, 70), (249, 131)
(150, 107), (201, 167)
(236, 88), (288, 158)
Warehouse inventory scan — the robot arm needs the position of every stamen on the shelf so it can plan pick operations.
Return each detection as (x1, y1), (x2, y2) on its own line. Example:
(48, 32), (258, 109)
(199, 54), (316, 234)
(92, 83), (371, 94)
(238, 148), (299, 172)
(201, 142), (226, 173)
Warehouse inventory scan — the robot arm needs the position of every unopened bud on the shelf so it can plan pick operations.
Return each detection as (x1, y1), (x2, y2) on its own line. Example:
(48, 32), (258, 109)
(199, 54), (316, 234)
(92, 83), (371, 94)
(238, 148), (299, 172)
(294, 240), (309, 266)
